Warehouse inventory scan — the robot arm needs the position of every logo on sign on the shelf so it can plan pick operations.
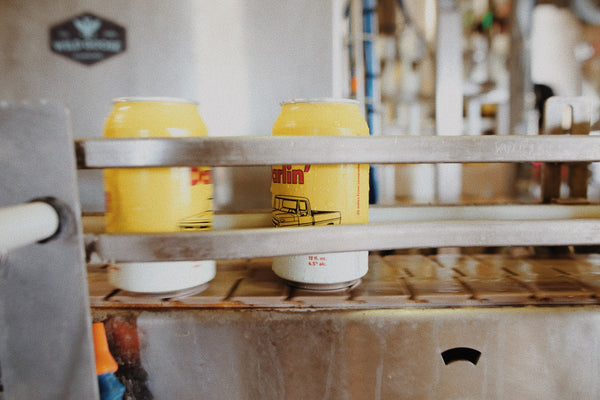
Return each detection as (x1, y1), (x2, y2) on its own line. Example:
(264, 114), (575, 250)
(73, 16), (102, 39)
(50, 12), (126, 66)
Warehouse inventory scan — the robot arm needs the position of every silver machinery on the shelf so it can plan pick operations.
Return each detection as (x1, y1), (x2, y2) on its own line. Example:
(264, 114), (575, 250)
(3, 97), (600, 399)
(5, 1), (600, 400)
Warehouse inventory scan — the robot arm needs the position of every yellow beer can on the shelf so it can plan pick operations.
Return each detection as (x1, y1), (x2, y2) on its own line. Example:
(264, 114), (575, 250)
(271, 98), (369, 289)
(104, 97), (215, 294)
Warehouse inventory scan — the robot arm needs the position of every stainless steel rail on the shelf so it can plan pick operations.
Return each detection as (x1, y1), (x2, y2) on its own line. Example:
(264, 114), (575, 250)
(80, 133), (600, 262)
(96, 219), (600, 262)
(76, 135), (600, 168)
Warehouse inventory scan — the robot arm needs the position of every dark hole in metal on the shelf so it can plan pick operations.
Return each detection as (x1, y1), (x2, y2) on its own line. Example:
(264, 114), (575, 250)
(441, 347), (482, 365)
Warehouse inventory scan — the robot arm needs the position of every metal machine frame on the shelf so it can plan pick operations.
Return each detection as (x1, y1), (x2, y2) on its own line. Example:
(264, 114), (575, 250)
(3, 97), (600, 398)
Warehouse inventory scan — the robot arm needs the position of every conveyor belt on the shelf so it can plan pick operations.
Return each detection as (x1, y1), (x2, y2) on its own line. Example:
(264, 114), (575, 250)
(88, 253), (600, 309)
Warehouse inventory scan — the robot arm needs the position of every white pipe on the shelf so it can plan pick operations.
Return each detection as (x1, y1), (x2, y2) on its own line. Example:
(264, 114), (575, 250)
(0, 202), (60, 253)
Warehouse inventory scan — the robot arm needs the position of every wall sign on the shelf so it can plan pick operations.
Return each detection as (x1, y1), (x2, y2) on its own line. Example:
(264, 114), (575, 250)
(50, 12), (126, 66)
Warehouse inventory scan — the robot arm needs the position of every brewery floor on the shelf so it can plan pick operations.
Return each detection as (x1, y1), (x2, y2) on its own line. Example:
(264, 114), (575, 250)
(88, 252), (600, 309)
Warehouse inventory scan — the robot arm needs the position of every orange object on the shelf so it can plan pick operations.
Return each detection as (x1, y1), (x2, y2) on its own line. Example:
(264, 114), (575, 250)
(92, 322), (119, 376)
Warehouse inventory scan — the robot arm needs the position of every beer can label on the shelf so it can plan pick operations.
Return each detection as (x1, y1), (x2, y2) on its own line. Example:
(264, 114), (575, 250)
(270, 99), (369, 285)
(105, 166), (213, 232)
(103, 97), (213, 233)
(271, 163), (368, 227)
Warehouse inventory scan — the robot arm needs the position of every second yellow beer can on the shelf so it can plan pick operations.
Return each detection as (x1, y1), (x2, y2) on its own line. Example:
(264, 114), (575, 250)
(103, 97), (215, 294)
(271, 98), (369, 289)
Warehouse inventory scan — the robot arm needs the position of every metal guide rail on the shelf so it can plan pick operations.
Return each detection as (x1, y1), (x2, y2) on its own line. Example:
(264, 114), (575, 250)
(92, 218), (600, 262)
(76, 135), (600, 167)
(77, 133), (600, 263)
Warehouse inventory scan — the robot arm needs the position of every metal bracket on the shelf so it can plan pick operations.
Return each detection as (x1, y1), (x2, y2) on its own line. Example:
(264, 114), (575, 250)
(0, 102), (98, 399)
(542, 96), (592, 203)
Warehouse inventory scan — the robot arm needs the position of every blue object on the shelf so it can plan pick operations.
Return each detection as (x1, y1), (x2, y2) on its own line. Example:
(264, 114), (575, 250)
(98, 373), (125, 400)
(363, 0), (380, 204)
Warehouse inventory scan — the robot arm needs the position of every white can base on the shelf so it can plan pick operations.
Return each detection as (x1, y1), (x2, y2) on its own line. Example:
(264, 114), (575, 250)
(272, 251), (368, 288)
(279, 278), (362, 291)
(108, 260), (216, 294)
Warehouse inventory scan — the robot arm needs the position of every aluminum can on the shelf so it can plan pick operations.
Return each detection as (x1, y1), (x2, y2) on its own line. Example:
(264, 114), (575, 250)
(271, 98), (369, 289)
(104, 97), (215, 294)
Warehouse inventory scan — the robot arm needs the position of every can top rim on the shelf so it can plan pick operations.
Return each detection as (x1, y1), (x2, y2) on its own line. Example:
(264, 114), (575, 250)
(280, 98), (359, 106)
(112, 96), (198, 105)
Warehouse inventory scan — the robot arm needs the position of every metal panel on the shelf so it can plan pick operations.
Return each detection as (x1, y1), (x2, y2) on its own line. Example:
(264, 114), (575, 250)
(76, 135), (600, 168)
(92, 306), (600, 400)
(0, 102), (98, 399)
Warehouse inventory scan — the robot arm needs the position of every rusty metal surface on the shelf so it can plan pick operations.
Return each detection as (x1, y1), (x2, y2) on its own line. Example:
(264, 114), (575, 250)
(89, 254), (600, 309)
(89, 254), (600, 399)
(90, 252), (600, 400)
(125, 307), (599, 400)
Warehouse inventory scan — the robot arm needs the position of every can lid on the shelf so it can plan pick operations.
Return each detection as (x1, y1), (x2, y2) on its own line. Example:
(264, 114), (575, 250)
(280, 98), (359, 106)
(112, 96), (198, 105)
